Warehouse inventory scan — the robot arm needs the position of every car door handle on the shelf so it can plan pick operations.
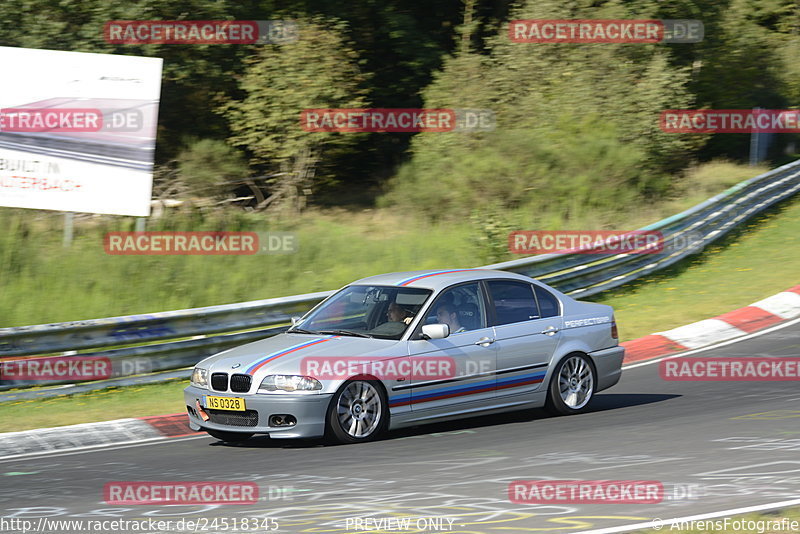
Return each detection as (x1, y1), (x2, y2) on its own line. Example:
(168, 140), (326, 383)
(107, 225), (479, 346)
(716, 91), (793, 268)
(541, 326), (559, 335)
(475, 337), (495, 346)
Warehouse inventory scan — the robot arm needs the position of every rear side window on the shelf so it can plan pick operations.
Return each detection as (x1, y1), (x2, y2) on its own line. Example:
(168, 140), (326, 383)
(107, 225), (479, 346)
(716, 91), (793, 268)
(487, 281), (540, 325)
(534, 285), (560, 318)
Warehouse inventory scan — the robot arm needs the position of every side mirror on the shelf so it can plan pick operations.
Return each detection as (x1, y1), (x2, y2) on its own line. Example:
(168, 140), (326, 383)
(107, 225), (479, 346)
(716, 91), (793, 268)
(421, 324), (449, 340)
(290, 316), (302, 326)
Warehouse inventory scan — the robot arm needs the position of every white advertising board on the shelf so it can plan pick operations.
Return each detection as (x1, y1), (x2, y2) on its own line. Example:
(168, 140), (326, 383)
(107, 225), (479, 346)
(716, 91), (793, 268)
(0, 47), (163, 216)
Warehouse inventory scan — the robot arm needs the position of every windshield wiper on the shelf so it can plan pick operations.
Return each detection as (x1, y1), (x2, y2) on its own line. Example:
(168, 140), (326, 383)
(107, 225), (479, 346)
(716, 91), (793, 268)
(318, 329), (373, 338)
(287, 327), (320, 335)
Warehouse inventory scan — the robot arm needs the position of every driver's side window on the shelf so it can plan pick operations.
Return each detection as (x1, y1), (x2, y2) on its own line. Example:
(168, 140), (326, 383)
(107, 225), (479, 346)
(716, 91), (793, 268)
(423, 283), (486, 334)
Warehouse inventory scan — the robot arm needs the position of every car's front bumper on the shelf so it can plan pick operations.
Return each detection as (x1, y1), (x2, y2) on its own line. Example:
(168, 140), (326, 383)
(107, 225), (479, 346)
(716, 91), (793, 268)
(183, 385), (333, 439)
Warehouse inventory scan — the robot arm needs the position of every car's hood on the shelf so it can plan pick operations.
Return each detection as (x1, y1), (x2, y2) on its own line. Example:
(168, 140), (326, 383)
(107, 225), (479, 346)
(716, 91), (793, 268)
(198, 333), (406, 380)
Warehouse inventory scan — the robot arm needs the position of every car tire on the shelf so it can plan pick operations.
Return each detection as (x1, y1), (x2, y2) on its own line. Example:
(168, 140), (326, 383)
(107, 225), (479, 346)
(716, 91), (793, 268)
(326, 379), (388, 444)
(545, 353), (597, 416)
(206, 429), (254, 443)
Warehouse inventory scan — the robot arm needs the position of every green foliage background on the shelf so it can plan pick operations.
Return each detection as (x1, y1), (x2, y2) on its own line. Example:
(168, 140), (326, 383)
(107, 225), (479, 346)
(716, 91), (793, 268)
(2, 0), (799, 208)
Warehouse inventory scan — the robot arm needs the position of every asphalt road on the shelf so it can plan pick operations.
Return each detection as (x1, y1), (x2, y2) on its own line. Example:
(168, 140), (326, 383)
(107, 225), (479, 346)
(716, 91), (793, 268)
(1, 320), (799, 534)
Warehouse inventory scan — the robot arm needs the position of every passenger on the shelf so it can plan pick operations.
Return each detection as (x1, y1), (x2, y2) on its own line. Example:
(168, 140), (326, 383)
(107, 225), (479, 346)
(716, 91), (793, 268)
(436, 302), (465, 333)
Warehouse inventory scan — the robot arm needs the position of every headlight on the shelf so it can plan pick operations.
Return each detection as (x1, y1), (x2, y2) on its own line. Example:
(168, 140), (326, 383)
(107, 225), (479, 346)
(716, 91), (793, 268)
(190, 367), (208, 388)
(259, 375), (322, 392)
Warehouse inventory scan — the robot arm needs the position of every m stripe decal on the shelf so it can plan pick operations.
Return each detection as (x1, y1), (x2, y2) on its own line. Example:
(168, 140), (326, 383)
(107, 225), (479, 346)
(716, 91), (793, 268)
(389, 371), (546, 407)
(397, 269), (477, 286)
(392, 363), (548, 391)
(246, 336), (337, 375)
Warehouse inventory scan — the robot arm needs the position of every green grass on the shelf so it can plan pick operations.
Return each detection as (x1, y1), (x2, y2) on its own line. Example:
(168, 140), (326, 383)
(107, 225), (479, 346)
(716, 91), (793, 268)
(634, 507), (800, 533)
(606, 160), (773, 231)
(1, 380), (190, 432)
(593, 193), (800, 341)
(0, 209), (480, 327)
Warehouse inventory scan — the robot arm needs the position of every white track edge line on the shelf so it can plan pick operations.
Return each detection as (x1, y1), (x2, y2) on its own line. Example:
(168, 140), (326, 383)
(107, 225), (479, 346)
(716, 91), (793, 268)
(0, 434), (210, 463)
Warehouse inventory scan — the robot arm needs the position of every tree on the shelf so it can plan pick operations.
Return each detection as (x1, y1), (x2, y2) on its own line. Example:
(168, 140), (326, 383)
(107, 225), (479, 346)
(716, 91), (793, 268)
(384, 0), (700, 223)
(220, 16), (368, 214)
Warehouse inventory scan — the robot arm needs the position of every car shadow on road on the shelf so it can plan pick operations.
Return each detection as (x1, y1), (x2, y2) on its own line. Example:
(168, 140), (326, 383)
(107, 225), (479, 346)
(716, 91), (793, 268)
(383, 392), (681, 440)
(207, 434), (327, 449)
(206, 392), (679, 449)
(583, 392), (681, 413)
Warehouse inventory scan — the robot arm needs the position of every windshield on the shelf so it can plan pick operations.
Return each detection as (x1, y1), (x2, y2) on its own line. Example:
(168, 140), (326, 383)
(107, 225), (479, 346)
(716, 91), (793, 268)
(292, 285), (432, 340)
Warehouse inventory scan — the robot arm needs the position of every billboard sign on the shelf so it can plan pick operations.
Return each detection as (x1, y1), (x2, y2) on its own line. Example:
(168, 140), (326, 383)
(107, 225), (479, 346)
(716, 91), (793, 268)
(0, 47), (162, 216)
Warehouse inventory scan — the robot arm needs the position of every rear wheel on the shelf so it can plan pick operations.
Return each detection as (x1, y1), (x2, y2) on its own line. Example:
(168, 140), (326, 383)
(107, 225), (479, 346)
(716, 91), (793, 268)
(326, 379), (388, 443)
(206, 429), (254, 443)
(546, 354), (596, 415)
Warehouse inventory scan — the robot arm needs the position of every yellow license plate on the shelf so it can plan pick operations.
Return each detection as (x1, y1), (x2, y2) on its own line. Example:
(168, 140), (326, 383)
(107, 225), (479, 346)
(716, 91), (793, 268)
(204, 396), (246, 411)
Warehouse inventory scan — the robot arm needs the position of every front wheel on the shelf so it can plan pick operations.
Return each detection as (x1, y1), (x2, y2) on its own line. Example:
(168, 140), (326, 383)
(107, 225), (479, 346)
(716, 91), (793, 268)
(206, 429), (254, 443)
(546, 354), (597, 416)
(326, 379), (388, 444)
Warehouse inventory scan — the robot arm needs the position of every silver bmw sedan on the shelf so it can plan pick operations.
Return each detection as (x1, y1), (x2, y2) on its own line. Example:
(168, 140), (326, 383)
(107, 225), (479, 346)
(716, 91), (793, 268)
(184, 269), (624, 444)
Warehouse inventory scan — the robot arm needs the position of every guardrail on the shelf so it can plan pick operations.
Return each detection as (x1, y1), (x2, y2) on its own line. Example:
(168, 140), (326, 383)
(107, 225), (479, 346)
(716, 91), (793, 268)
(2, 158), (799, 395)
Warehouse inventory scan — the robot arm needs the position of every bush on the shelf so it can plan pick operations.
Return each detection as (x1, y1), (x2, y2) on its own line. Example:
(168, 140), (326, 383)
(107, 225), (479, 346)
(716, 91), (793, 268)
(383, 118), (646, 227)
(176, 139), (250, 198)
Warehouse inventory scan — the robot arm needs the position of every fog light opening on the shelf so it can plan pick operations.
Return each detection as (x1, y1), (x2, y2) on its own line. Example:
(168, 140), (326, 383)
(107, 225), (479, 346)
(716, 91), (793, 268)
(195, 399), (210, 422)
(270, 414), (297, 427)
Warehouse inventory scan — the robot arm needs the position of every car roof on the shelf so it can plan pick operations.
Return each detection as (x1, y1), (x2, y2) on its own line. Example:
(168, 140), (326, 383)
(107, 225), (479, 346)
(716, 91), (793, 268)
(350, 269), (539, 291)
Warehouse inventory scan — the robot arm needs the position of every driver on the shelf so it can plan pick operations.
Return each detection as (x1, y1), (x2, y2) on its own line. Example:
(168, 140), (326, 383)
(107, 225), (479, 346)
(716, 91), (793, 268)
(387, 302), (414, 325)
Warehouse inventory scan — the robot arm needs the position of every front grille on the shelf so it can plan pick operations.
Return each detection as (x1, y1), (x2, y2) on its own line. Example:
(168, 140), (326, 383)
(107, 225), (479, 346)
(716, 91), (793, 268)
(207, 409), (259, 427)
(211, 373), (228, 391)
(230, 374), (252, 393)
